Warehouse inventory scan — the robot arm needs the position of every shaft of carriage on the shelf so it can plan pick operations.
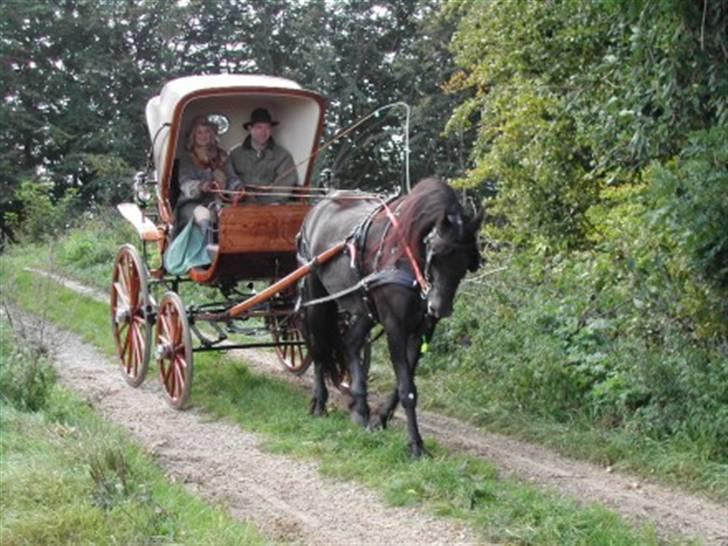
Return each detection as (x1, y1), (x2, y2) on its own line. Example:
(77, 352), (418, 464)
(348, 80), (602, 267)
(199, 240), (347, 322)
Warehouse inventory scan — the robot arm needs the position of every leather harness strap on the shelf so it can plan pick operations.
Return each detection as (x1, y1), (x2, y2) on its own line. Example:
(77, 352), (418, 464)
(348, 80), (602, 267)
(296, 192), (431, 312)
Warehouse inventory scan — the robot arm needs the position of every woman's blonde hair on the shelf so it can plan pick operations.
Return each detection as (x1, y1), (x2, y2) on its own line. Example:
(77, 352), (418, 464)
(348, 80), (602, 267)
(185, 115), (219, 151)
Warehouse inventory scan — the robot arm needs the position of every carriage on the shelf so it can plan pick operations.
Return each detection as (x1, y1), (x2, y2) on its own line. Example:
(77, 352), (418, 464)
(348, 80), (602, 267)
(113, 74), (482, 456)
(111, 74), (351, 408)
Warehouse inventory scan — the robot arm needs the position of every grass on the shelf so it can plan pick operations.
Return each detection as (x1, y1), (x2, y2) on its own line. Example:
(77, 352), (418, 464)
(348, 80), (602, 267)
(0, 323), (265, 546)
(0, 249), (672, 545)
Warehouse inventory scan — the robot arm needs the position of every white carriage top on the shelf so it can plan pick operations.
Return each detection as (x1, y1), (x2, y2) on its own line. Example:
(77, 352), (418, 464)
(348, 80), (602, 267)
(145, 74), (327, 212)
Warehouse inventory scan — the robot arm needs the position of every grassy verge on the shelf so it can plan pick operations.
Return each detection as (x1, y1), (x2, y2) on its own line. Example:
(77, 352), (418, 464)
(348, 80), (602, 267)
(0, 322), (264, 545)
(415, 250), (728, 501)
(1, 253), (669, 544)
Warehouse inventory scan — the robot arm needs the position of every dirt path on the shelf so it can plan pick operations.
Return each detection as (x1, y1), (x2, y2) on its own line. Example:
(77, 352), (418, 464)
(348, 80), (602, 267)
(21, 270), (728, 544)
(9, 308), (479, 545)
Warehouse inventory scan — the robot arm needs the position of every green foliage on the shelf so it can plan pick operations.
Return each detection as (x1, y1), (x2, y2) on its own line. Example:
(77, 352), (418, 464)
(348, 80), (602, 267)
(0, 327), (57, 412)
(438, 0), (728, 459)
(446, 0), (727, 249)
(57, 215), (133, 280)
(422, 247), (728, 493)
(648, 126), (728, 294)
(6, 180), (79, 243)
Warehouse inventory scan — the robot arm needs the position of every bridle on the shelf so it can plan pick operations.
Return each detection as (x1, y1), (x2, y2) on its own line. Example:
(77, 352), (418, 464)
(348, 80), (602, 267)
(422, 215), (476, 298)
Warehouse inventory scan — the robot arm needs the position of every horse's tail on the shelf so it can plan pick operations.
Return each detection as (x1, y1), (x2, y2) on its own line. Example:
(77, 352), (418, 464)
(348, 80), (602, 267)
(300, 274), (347, 387)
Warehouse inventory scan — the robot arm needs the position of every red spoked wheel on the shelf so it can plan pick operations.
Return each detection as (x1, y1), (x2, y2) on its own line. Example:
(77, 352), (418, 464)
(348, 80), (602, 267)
(111, 244), (152, 387)
(267, 310), (313, 376)
(155, 292), (193, 409)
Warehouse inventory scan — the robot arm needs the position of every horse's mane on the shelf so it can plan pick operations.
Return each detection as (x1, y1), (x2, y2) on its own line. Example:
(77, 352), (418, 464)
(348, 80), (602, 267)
(373, 177), (459, 267)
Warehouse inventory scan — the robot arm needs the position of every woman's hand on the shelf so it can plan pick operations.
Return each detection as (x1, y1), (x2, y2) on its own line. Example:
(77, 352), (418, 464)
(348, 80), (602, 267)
(212, 169), (227, 186)
(200, 180), (220, 194)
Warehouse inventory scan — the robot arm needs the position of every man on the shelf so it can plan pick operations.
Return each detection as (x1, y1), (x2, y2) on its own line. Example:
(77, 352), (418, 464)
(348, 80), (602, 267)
(230, 107), (298, 203)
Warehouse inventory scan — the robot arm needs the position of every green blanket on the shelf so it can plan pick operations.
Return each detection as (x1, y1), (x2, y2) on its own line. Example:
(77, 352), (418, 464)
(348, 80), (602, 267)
(163, 220), (211, 275)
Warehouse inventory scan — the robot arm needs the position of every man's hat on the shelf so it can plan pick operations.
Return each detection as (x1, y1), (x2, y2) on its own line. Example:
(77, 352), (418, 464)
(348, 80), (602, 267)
(243, 108), (279, 130)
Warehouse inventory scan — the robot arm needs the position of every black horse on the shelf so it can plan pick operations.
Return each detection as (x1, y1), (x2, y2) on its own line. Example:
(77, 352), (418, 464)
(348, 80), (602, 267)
(297, 178), (483, 457)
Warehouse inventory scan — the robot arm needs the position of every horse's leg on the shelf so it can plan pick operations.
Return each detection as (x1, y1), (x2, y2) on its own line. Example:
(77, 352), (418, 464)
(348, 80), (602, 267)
(370, 389), (399, 430)
(384, 323), (430, 457)
(301, 277), (333, 416)
(343, 314), (374, 427)
(310, 357), (328, 416)
(371, 323), (431, 429)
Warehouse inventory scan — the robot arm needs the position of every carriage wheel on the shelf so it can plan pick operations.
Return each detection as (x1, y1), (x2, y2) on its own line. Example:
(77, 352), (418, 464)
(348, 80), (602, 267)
(111, 244), (152, 387)
(155, 292), (193, 409)
(267, 311), (313, 376)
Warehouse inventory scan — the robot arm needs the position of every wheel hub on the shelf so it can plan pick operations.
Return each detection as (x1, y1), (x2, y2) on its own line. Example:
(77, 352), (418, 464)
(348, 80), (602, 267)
(155, 343), (174, 360)
(114, 306), (131, 325)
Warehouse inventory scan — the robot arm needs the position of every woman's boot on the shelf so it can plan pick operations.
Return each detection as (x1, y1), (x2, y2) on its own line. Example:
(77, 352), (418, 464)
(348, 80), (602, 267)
(199, 219), (217, 259)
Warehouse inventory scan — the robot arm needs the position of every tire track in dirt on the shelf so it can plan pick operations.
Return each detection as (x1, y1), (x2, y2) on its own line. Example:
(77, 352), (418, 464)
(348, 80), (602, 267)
(26, 269), (728, 545)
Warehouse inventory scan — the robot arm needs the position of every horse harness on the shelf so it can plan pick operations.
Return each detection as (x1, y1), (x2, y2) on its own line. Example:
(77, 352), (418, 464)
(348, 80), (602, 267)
(296, 195), (435, 318)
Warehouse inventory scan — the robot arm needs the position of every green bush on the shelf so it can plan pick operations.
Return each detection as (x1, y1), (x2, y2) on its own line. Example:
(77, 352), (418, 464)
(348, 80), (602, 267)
(647, 126), (728, 300)
(7, 180), (80, 244)
(0, 328), (57, 412)
(426, 246), (728, 463)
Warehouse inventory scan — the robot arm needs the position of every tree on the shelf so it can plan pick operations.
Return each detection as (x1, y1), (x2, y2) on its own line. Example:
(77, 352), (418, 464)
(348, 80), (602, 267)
(445, 0), (727, 249)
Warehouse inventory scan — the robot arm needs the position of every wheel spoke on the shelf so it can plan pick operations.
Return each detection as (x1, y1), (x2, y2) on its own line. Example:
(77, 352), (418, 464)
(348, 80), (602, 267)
(121, 326), (132, 361)
(157, 332), (171, 347)
(160, 312), (173, 340)
(163, 359), (174, 392)
(127, 324), (136, 372)
(122, 258), (139, 307)
(173, 360), (186, 398)
(117, 320), (129, 337)
(131, 325), (144, 371)
(113, 281), (130, 309)
(171, 311), (181, 346)
(118, 262), (130, 296)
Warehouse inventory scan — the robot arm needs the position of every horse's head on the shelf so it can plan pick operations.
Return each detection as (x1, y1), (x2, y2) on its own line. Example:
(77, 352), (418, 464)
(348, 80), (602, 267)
(423, 208), (483, 318)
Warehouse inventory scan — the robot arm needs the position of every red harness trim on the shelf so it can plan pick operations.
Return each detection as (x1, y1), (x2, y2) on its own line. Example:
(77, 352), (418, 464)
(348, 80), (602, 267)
(378, 198), (430, 295)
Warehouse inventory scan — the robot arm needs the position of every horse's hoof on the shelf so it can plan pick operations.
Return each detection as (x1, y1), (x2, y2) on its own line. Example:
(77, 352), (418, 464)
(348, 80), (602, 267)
(309, 399), (328, 417)
(351, 411), (369, 428)
(409, 443), (432, 459)
(367, 414), (383, 431)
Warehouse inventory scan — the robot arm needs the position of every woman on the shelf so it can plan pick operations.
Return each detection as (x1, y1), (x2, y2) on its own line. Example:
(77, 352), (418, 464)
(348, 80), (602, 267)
(176, 115), (241, 238)
(165, 115), (241, 274)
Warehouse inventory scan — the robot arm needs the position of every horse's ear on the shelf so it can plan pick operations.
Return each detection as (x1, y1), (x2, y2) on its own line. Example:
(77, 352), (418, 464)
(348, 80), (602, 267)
(466, 209), (484, 235)
(440, 211), (464, 239)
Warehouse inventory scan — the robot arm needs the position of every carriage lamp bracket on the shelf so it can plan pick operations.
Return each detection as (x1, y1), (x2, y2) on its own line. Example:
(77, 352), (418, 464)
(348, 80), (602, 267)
(133, 171), (154, 208)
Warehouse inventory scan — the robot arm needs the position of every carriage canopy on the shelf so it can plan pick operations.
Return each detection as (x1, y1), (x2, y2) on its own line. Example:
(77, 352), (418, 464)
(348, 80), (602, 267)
(144, 74), (327, 217)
